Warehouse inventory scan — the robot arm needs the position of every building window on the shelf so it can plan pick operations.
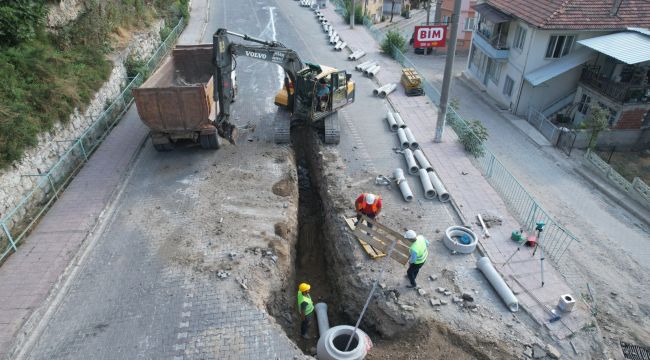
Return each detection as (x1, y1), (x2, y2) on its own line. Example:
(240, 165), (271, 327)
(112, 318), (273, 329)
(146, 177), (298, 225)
(486, 59), (501, 84)
(545, 35), (575, 58)
(577, 94), (591, 114)
(513, 25), (526, 50)
(503, 76), (514, 97)
(464, 16), (476, 31)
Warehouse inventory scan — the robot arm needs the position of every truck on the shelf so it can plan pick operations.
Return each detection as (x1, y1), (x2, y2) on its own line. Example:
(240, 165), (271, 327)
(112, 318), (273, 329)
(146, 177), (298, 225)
(133, 45), (237, 151)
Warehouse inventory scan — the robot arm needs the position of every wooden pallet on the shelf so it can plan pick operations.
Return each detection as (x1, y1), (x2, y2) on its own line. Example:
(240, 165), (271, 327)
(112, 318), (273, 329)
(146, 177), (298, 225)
(343, 215), (412, 265)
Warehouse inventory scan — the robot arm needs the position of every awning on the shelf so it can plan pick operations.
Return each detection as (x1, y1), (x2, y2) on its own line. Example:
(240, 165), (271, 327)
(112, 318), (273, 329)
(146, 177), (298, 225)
(472, 3), (512, 24)
(577, 30), (650, 64)
(524, 48), (595, 86)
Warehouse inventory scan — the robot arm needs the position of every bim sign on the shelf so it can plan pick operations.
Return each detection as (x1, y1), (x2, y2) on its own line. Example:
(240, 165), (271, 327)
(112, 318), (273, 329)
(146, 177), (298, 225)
(413, 25), (447, 48)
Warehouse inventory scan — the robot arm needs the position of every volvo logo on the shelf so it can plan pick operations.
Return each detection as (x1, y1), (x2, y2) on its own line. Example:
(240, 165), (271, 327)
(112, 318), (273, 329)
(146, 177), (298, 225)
(245, 51), (267, 59)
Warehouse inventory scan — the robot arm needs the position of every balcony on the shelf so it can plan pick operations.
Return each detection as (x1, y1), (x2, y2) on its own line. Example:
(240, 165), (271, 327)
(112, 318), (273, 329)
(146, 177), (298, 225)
(473, 29), (509, 59)
(580, 68), (650, 105)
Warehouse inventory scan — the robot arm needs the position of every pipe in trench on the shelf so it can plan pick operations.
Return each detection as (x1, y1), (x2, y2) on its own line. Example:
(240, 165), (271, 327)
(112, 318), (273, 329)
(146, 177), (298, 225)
(477, 257), (519, 312)
(315, 302), (330, 336)
(403, 127), (419, 149)
(393, 112), (406, 128)
(386, 111), (398, 131)
(426, 170), (450, 202)
(418, 168), (437, 199)
(378, 83), (397, 98)
(314, 303), (371, 359)
(412, 149), (433, 171)
(403, 148), (419, 175)
(393, 168), (414, 202)
(396, 128), (409, 150)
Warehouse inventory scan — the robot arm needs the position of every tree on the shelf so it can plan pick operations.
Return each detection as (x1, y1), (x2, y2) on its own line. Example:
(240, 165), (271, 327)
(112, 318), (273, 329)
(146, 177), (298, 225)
(390, 0), (396, 22)
(584, 105), (609, 149)
(381, 30), (407, 57)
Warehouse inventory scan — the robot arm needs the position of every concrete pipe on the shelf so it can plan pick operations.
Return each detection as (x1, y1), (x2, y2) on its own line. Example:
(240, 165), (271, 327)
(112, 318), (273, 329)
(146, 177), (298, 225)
(333, 34), (340, 44)
(396, 128), (409, 150)
(323, 24), (330, 32)
(367, 65), (381, 77)
(329, 35), (336, 44)
(386, 112), (399, 131)
(334, 41), (343, 50)
(328, 28), (334, 37)
(378, 83), (397, 97)
(413, 149), (433, 171)
(444, 226), (477, 254)
(337, 42), (347, 51)
(418, 168), (437, 199)
(363, 65), (378, 75)
(373, 84), (391, 96)
(393, 168), (414, 202)
(393, 112), (406, 128)
(427, 171), (450, 202)
(353, 51), (366, 60)
(403, 149), (419, 175)
(348, 50), (361, 60)
(355, 60), (373, 71)
(315, 303), (330, 337)
(477, 257), (519, 312)
(317, 325), (372, 360)
(357, 61), (376, 72)
(403, 127), (419, 149)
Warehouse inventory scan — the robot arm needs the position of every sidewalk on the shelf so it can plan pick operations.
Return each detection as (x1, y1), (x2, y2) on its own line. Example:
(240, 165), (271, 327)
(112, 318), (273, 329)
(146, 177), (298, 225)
(0, 107), (148, 358)
(321, 5), (589, 341)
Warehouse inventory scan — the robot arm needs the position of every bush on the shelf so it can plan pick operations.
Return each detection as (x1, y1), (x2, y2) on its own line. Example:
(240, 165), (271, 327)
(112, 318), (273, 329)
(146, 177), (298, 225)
(584, 105), (609, 149)
(381, 30), (407, 58)
(0, 1), (46, 47)
(457, 119), (489, 157)
(125, 55), (149, 78)
(343, 0), (363, 25)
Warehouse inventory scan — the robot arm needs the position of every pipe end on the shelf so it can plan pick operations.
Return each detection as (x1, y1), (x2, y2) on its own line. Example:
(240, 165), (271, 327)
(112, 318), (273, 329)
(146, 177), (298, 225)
(438, 193), (451, 202)
(410, 143), (419, 150)
(409, 166), (419, 175)
(425, 190), (437, 199)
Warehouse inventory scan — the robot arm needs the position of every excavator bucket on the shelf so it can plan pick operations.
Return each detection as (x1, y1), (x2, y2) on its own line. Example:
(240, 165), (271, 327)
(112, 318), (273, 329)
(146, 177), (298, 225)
(218, 122), (238, 145)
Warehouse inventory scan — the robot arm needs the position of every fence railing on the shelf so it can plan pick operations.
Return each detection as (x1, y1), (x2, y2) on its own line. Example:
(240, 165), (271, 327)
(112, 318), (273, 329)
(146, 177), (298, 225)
(0, 17), (185, 264)
(584, 149), (650, 207)
(527, 107), (561, 144)
(331, 0), (578, 264)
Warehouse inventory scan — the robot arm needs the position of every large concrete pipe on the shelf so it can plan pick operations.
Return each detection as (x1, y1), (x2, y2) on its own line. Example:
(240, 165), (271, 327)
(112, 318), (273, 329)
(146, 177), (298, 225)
(393, 168), (414, 202)
(355, 61), (373, 71)
(333, 34), (340, 44)
(367, 65), (381, 77)
(378, 83), (397, 98)
(403, 149), (419, 175)
(403, 127), (419, 149)
(372, 84), (385, 96)
(386, 112), (398, 131)
(396, 128), (409, 149)
(444, 226), (477, 254)
(426, 171), (450, 202)
(315, 303), (330, 337)
(323, 23), (330, 32)
(348, 50), (362, 60)
(477, 257), (519, 312)
(337, 42), (347, 51)
(334, 41), (343, 50)
(317, 325), (371, 360)
(418, 169), (437, 199)
(393, 112), (406, 128)
(413, 149), (433, 171)
(363, 65), (376, 75)
(358, 61), (376, 72)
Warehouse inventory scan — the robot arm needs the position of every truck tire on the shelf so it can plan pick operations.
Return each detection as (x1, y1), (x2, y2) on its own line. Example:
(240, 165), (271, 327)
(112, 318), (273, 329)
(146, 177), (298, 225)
(200, 133), (221, 150)
(153, 142), (174, 152)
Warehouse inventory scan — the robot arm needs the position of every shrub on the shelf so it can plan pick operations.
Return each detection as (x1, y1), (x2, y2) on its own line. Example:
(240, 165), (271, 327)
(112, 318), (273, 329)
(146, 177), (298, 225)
(343, 0), (363, 25)
(381, 30), (407, 58)
(457, 119), (489, 157)
(0, 1), (46, 47)
(584, 105), (609, 149)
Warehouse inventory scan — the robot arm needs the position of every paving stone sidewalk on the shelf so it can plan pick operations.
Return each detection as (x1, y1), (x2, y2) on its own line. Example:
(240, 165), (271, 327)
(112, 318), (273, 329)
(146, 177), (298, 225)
(321, 5), (589, 340)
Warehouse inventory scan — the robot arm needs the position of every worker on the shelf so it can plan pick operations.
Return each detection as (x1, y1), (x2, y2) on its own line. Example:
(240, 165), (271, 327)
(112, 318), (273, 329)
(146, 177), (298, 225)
(354, 193), (382, 230)
(404, 230), (429, 288)
(316, 78), (330, 111)
(297, 282), (314, 339)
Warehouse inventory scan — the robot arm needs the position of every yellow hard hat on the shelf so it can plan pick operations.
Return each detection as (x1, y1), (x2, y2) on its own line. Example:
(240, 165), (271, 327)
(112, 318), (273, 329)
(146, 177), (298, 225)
(299, 283), (311, 292)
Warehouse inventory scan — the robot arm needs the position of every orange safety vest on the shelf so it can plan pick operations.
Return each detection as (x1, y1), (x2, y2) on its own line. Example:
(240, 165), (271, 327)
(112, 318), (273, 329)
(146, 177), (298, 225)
(356, 193), (380, 215)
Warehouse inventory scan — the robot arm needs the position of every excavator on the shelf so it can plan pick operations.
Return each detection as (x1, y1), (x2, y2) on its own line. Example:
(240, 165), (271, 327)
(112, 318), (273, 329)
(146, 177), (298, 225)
(213, 28), (355, 144)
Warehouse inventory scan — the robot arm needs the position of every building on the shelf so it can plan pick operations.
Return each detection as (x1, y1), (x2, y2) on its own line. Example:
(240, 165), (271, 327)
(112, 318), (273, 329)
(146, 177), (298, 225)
(467, 0), (650, 130)
(438, 0), (477, 54)
(363, 0), (386, 23)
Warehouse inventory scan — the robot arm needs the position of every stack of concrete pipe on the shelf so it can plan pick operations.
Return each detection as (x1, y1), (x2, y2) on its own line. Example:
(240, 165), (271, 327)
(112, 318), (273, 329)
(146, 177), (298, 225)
(413, 149), (432, 171)
(355, 61), (376, 72)
(427, 170), (450, 202)
(329, 34), (340, 45)
(334, 41), (347, 51)
(364, 64), (380, 77)
(348, 50), (366, 60)
(322, 23), (330, 32)
(402, 149), (419, 175)
(375, 83), (396, 97)
(393, 168), (414, 202)
(385, 111), (400, 131)
(403, 127), (418, 149)
(396, 128), (409, 149)
(418, 168), (437, 199)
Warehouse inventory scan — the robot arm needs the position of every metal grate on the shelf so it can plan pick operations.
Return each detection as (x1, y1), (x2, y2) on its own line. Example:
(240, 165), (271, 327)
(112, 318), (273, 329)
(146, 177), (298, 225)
(622, 341), (650, 360)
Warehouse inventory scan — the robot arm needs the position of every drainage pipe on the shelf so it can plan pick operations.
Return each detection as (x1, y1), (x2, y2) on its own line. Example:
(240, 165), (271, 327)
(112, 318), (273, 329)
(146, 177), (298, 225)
(315, 302), (330, 337)
(337, 42), (347, 51)
(358, 61), (376, 72)
(396, 128), (409, 149)
(363, 65), (377, 76)
(355, 60), (373, 71)
(367, 65), (381, 77)
(317, 325), (371, 360)
(403, 149), (419, 175)
(413, 149), (433, 171)
(323, 24), (330, 32)
(427, 171), (450, 202)
(393, 112), (406, 128)
(477, 257), (519, 312)
(403, 127), (419, 149)
(386, 112), (398, 131)
(378, 83), (397, 98)
(373, 84), (392, 96)
(418, 168), (437, 199)
(334, 41), (343, 49)
(393, 168), (414, 202)
(348, 50), (362, 60)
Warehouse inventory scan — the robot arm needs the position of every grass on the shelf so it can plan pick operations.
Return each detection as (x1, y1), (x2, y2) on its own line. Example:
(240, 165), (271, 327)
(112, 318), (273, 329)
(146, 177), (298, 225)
(597, 150), (650, 184)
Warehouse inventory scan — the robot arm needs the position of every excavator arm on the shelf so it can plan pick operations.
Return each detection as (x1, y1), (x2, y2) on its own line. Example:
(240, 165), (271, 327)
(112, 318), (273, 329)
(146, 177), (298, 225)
(213, 28), (305, 142)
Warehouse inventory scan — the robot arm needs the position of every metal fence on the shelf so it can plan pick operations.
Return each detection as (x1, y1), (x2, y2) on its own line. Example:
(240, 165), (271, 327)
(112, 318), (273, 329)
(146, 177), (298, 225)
(527, 107), (561, 144)
(0, 18), (185, 264)
(331, 0), (578, 264)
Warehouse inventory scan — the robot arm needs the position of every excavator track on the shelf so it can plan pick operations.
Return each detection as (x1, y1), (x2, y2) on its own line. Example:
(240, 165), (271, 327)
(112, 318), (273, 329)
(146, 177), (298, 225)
(274, 109), (291, 144)
(324, 112), (341, 144)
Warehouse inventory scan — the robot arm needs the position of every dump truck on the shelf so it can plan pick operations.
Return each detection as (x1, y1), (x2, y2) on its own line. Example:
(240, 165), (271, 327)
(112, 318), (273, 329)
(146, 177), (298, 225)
(133, 45), (237, 151)
(400, 67), (424, 96)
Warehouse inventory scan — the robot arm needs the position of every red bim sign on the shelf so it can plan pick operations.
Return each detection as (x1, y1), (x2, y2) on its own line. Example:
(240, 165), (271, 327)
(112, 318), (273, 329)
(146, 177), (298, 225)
(413, 25), (447, 48)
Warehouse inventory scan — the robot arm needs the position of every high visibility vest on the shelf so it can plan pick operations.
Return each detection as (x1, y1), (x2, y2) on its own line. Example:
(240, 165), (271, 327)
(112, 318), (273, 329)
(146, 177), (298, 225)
(297, 291), (314, 316)
(410, 235), (428, 264)
(356, 193), (380, 215)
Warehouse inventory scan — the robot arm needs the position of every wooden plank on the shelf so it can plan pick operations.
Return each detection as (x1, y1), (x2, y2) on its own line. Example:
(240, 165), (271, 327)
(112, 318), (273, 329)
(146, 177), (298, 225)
(355, 222), (411, 254)
(344, 217), (385, 259)
(362, 215), (412, 242)
(354, 230), (409, 265)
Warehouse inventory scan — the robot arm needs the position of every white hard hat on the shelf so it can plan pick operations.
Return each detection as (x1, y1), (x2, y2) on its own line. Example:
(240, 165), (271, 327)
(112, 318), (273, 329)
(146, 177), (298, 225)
(365, 193), (376, 205)
(404, 230), (417, 239)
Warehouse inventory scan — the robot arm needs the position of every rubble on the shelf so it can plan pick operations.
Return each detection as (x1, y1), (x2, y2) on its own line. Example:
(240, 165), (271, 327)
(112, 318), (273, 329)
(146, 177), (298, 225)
(546, 344), (561, 359)
(430, 298), (442, 306)
(418, 289), (427, 296)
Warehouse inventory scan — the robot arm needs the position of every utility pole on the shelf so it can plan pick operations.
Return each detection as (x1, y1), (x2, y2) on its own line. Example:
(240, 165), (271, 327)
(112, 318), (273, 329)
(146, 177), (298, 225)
(426, 0), (431, 25)
(350, 0), (355, 29)
(434, 0), (461, 142)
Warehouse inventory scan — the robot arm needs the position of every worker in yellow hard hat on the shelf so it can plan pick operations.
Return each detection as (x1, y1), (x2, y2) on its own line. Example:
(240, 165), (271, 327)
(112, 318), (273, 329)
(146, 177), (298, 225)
(297, 282), (314, 339)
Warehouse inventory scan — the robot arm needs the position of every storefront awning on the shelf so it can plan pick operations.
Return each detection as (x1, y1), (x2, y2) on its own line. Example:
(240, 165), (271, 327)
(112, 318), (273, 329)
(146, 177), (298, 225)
(524, 48), (595, 86)
(577, 30), (650, 65)
(472, 3), (512, 24)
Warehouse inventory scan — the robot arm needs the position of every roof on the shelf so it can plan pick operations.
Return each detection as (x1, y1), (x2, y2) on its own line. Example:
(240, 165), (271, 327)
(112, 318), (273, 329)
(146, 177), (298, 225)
(524, 47), (595, 86)
(472, 3), (512, 24)
(577, 30), (650, 64)
(482, 0), (650, 30)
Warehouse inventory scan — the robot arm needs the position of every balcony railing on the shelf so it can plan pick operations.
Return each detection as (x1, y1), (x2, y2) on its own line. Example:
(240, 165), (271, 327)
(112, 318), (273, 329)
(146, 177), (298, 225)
(476, 28), (509, 50)
(580, 68), (650, 104)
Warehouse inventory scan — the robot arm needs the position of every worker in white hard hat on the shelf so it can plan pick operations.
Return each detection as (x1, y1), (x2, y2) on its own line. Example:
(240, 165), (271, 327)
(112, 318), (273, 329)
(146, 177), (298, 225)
(354, 193), (382, 230)
(404, 230), (429, 288)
